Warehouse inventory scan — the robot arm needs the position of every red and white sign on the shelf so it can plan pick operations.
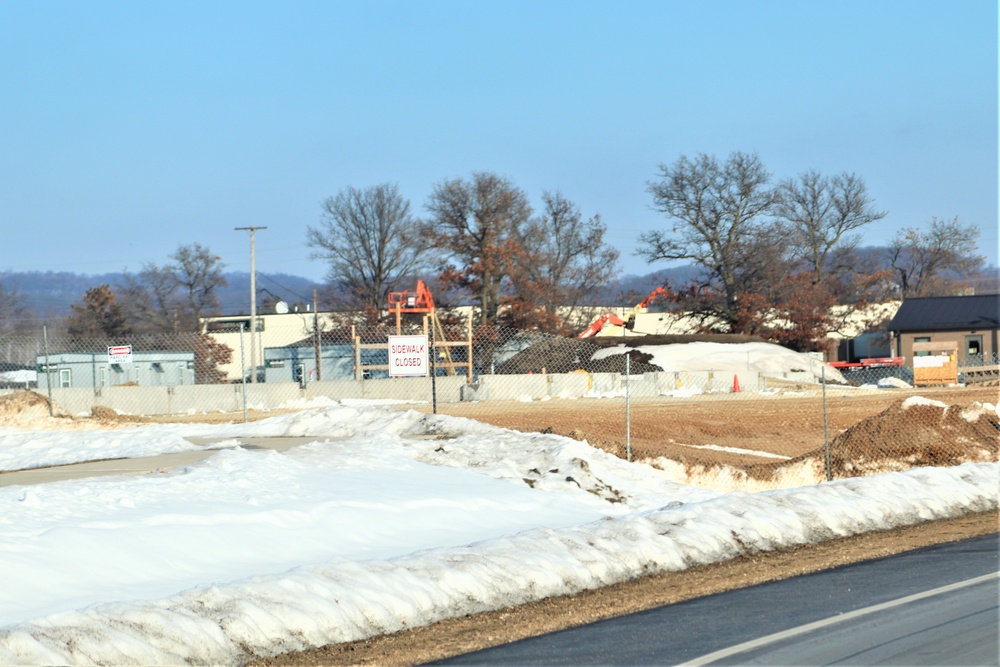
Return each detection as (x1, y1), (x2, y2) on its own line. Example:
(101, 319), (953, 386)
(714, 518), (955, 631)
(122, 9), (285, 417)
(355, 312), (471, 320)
(388, 335), (428, 377)
(107, 345), (133, 365)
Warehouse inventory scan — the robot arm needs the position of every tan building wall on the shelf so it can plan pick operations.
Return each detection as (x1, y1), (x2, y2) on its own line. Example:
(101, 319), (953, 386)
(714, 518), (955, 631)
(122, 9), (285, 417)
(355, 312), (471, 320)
(203, 312), (334, 380)
(895, 329), (998, 365)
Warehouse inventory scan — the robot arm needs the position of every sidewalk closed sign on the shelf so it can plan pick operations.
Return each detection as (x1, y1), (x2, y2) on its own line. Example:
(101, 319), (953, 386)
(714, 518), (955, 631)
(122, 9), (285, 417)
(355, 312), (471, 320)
(388, 335), (428, 377)
(108, 345), (133, 365)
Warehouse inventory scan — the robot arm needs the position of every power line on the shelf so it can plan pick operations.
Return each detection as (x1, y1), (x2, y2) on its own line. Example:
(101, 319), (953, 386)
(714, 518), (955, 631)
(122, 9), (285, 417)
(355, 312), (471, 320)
(255, 271), (313, 303)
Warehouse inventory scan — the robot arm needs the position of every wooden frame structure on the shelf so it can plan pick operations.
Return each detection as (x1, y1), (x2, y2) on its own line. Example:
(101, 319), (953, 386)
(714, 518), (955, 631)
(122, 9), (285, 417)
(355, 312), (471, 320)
(912, 341), (958, 386)
(351, 314), (474, 382)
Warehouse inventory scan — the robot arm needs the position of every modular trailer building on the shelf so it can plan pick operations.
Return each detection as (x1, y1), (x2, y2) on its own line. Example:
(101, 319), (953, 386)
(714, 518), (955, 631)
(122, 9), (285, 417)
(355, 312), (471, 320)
(36, 350), (196, 389)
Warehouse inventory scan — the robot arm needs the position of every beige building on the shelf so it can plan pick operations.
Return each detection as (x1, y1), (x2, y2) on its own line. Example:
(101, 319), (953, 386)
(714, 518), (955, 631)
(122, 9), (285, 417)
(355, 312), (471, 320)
(202, 311), (333, 380)
(887, 295), (998, 362)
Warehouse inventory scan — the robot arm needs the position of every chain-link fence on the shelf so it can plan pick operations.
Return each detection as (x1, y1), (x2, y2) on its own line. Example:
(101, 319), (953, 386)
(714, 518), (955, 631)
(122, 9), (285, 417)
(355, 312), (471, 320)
(1, 326), (996, 490)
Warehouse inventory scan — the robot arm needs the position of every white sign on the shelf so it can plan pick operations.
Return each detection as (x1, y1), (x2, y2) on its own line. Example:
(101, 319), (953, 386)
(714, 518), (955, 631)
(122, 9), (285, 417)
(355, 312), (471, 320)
(388, 335), (428, 377)
(913, 355), (950, 368)
(107, 345), (133, 365)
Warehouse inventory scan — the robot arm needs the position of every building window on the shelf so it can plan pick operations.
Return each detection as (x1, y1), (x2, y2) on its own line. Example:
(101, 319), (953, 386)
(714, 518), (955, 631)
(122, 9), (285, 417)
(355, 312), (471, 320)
(59, 368), (71, 388)
(914, 337), (931, 356)
(965, 335), (983, 361)
(205, 318), (265, 333)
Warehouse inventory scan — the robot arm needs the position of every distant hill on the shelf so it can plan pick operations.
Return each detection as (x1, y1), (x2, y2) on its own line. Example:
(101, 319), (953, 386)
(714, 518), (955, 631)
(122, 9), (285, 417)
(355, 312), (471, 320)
(3, 253), (994, 322)
(1, 267), (699, 319)
(0, 270), (323, 319)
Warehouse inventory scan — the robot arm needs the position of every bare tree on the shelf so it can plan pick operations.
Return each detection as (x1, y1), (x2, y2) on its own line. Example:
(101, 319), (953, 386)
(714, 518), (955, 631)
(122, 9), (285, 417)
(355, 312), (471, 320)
(888, 217), (983, 297)
(640, 152), (783, 333)
(170, 243), (227, 331)
(424, 172), (532, 325)
(0, 281), (26, 334)
(776, 171), (887, 285)
(120, 263), (187, 333)
(507, 192), (620, 332)
(307, 183), (428, 312)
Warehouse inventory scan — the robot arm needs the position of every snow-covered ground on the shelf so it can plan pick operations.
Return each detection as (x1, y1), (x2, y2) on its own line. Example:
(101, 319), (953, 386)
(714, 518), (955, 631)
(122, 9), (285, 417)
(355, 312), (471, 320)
(593, 340), (847, 383)
(0, 345), (997, 665)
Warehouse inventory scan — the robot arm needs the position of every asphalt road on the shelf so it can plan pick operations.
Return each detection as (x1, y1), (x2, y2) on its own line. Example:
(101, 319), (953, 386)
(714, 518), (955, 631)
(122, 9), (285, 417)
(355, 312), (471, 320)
(433, 533), (999, 666)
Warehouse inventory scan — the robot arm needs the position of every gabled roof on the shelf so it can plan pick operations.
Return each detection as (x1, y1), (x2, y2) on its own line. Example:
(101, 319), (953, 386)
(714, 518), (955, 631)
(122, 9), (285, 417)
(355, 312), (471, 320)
(888, 294), (1000, 332)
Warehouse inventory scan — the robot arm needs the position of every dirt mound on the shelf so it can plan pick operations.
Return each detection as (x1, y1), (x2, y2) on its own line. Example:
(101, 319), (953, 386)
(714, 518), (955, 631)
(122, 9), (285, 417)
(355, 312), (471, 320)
(642, 396), (999, 490)
(495, 337), (597, 374)
(743, 398), (1000, 482)
(825, 398), (998, 475)
(0, 391), (145, 430)
(0, 391), (53, 418)
(495, 334), (770, 375)
(91, 405), (148, 423)
(494, 338), (672, 375)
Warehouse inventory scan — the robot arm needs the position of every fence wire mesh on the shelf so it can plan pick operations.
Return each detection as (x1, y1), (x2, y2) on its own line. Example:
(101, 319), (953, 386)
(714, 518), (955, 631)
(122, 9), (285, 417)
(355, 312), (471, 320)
(1, 326), (996, 491)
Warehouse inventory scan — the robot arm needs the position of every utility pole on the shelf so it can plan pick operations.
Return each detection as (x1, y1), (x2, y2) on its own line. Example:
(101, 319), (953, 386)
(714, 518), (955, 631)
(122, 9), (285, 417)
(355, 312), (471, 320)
(235, 226), (267, 383)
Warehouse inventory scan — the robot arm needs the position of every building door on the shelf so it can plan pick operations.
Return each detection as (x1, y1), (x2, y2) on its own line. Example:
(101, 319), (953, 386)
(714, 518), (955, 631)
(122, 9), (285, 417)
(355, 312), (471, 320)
(964, 335), (983, 364)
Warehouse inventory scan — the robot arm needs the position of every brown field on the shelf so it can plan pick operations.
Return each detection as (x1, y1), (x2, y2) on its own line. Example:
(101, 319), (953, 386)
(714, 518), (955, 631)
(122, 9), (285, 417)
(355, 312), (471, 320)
(434, 384), (1000, 460)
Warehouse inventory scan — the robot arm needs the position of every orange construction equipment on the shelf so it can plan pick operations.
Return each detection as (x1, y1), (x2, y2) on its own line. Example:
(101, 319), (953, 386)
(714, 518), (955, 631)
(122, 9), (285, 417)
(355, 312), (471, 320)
(634, 286), (672, 311)
(388, 279), (436, 314)
(578, 286), (674, 338)
(578, 312), (627, 338)
(387, 280), (455, 374)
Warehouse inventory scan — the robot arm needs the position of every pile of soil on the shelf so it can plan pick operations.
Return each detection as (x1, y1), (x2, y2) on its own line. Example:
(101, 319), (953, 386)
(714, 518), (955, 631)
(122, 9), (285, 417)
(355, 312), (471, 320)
(0, 390), (53, 419)
(739, 397), (1000, 483)
(495, 334), (766, 375)
(91, 405), (148, 423)
(0, 391), (145, 429)
(446, 386), (999, 490)
(824, 398), (999, 475)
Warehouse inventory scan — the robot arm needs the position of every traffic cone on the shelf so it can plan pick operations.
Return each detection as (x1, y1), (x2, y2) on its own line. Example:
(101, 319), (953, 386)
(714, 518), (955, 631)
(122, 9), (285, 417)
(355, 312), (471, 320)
(732, 374), (741, 393)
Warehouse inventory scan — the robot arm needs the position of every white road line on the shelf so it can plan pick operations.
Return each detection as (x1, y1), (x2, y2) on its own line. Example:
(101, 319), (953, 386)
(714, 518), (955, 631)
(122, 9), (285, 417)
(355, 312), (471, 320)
(677, 571), (999, 666)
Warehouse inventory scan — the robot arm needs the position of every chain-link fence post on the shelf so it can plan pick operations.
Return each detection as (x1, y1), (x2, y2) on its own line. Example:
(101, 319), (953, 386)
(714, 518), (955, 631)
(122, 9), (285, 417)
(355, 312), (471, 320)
(42, 326), (53, 417)
(823, 363), (831, 481)
(625, 352), (632, 462)
(430, 324), (437, 414)
(239, 323), (248, 423)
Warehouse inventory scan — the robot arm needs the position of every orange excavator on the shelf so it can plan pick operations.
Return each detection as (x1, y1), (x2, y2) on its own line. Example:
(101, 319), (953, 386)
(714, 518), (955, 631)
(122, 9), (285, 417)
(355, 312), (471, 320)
(578, 286), (672, 338)
(387, 280), (456, 374)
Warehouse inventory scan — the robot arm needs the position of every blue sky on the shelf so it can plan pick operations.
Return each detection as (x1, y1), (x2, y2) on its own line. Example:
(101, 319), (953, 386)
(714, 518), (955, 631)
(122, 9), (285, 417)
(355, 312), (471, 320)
(1, 1), (996, 284)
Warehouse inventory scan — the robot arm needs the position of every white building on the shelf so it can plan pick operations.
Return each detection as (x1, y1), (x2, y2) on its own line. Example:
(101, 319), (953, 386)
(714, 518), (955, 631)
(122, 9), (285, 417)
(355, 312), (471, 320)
(202, 311), (335, 381)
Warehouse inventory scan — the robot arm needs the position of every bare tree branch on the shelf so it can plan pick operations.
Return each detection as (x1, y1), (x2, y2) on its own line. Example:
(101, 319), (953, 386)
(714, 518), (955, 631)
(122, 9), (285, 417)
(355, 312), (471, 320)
(170, 244), (227, 331)
(888, 217), (983, 296)
(0, 281), (27, 334)
(424, 172), (532, 324)
(776, 170), (886, 284)
(641, 152), (781, 331)
(509, 191), (621, 332)
(120, 263), (187, 333)
(307, 183), (427, 312)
